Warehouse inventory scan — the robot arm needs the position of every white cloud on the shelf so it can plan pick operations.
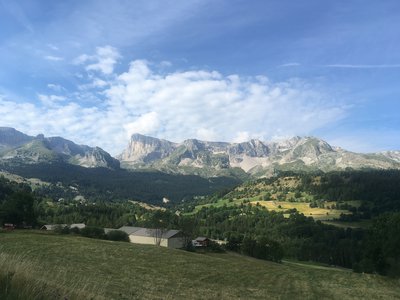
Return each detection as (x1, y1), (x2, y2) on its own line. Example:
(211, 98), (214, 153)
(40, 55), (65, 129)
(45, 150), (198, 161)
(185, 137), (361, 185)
(37, 94), (66, 106)
(123, 112), (160, 138)
(160, 60), (172, 68)
(47, 44), (59, 51)
(197, 128), (218, 141)
(47, 84), (66, 92)
(73, 54), (91, 65)
(0, 55), (347, 155)
(78, 78), (109, 90)
(278, 63), (301, 67)
(44, 55), (64, 61)
(233, 131), (251, 143)
(103, 60), (345, 146)
(92, 78), (108, 88)
(74, 46), (121, 75)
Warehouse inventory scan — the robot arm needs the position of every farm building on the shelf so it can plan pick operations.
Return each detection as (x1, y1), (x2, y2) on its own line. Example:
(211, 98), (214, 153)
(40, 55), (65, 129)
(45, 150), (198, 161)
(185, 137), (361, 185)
(70, 223), (86, 229)
(41, 224), (67, 230)
(118, 226), (143, 235)
(118, 226), (185, 248)
(3, 223), (15, 230)
(192, 237), (210, 247)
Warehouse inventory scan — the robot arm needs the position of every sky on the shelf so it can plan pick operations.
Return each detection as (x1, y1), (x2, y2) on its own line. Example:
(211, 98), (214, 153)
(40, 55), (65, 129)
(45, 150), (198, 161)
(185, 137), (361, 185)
(0, 0), (399, 155)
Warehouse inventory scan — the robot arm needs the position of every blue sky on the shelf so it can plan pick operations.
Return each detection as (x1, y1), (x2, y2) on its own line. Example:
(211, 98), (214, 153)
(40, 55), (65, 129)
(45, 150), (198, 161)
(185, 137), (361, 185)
(0, 0), (399, 154)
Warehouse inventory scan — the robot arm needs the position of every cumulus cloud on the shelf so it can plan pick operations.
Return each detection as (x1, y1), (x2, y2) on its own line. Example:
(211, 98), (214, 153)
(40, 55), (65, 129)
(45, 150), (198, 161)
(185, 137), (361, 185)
(0, 53), (347, 155)
(105, 60), (345, 146)
(74, 46), (121, 75)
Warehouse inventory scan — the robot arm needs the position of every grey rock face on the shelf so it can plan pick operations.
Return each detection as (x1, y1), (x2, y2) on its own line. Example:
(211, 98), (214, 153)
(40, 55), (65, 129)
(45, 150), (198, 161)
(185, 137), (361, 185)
(117, 133), (177, 165)
(228, 139), (270, 157)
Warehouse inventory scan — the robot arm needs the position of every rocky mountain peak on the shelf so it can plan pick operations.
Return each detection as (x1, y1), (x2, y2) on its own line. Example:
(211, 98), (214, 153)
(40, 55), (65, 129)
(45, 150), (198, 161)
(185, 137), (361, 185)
(182, 139), (204, 152)
(0, 127), (34, 151)
(0, 128), (119, 169)
(118, 133), (177, 165)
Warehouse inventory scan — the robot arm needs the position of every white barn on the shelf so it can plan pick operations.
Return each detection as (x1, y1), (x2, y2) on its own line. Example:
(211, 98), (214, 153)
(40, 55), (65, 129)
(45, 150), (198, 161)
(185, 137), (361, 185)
(118, 226), (184, 249)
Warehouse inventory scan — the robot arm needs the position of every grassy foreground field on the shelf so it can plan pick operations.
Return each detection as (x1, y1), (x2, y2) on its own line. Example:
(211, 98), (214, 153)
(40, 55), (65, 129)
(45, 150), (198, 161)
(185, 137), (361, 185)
(1, 231), (399, 299)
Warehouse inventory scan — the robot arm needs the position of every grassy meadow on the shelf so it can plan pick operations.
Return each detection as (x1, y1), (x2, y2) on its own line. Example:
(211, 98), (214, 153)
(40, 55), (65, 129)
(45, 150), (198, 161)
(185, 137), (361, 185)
(1, 231), (399, 299)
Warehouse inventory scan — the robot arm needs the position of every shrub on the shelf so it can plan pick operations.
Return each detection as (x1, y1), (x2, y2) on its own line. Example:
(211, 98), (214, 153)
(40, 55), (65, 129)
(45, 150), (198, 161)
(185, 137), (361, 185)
(80, 226), (105, 239)
(70, 226), (81, 234)
(106, 230), (129, 242)
(207, 241), (225, 253)
(53, 225), (70, 234)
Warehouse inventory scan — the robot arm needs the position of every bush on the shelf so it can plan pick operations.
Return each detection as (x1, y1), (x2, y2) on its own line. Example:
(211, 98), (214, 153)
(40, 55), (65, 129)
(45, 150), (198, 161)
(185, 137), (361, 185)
(241, 236), (283, 263)
(80, 226), (105, 239)
(106, 230), (129, 242)
(70, 226), (81, 234)
(184, 240), (195, 252)
(53, 225), (70, 235)
(208, 240), (225, 253)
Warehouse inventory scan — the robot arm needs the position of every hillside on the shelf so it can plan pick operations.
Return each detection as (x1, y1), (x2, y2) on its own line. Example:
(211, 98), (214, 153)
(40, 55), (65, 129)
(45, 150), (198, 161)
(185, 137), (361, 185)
(1, 231), (399, 299)
(189, 170), (400, 222)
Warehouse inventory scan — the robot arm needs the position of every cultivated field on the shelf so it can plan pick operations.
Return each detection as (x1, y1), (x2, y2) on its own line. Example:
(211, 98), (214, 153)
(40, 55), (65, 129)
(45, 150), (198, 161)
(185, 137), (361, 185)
(0, 231), (399, 299)
(251, 200), (351, 221)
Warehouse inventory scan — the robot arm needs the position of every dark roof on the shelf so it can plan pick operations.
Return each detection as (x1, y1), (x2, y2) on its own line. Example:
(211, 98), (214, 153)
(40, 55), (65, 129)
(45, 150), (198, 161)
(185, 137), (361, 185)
(118, 226), (143, 235)
(131, 228), (181, 239)
(195, 237), (209, 241)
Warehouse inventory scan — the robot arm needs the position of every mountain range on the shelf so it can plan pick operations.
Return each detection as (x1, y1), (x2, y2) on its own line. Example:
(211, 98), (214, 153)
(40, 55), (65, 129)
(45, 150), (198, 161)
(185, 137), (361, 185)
(1, 127), (400, 177)
(119, 133), (400, 177)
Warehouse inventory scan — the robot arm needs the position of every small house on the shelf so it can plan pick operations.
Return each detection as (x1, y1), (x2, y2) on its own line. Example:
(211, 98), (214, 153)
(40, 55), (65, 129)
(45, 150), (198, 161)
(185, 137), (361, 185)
(192, 237), (210, 247)
(3, 223), (15, 231)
